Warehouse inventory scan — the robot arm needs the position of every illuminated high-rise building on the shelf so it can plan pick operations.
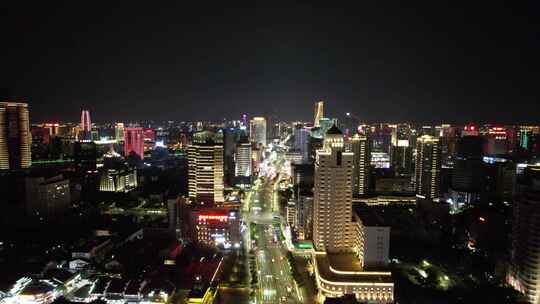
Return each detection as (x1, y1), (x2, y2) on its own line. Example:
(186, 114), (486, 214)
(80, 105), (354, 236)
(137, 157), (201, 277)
(124, 127), (144, 159)
(508, 166), (540, 303)
(391, 124), (413, 175)
(313, 125), (354, 253)
(351, 133), (371, 197)
(234, 137), (252, 186)
(79, 109), (91, 141)
(485, 126), (509, 155)
(80, 110), (91, 132)
(449, 125), (483, 209)
(414, 135), (442, 200)
(188, 131), (224, 206)
(0, 102), (31, 170)
(293, 124), (309, 163)
(249, 117), (266, 147)
(115, 123), (125, 141)
(314, 101), (324, 127)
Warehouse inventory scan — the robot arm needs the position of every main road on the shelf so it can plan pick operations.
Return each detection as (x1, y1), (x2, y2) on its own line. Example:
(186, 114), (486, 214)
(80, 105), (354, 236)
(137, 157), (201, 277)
(245, 145), (302, 304)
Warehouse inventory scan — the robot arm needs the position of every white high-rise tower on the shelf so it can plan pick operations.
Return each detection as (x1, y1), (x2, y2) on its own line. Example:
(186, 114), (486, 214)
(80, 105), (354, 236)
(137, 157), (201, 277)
(313, 125), (354, 253)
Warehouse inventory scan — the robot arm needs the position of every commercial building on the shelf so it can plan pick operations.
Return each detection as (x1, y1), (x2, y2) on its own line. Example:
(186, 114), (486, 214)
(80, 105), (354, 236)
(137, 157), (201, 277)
(484, 126), (509, 155)
(352, 206), (390, 268)
(508, 166), (540, 303)
(313, 253), (394, 303)
(25, 175), (71, 221)
(293, 124), (309, 163)
(415, 135), (442, 200)
(124, 127), (144, 159)
(285, 201), (297, 228)
(249, 117), (267, 147)
(189, 208), (241, 249)
(188, 131), (224, 206)
(449, 127), (484, 210)
(390, 124), (413, 175)
(351, 133), (371, 197)
(99, 167), (138, 192)
(114, 122), (125, 141)
(0, 101), (31, 170)
(234, 138), (252, 186)
(223, 127), (240, 186)
(313, 125), (354, 253)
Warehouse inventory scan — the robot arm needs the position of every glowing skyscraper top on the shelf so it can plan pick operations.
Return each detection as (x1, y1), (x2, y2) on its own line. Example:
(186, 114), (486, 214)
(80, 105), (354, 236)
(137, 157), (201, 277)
(80, 110), (91, 132)
(314, 100), (324, 127)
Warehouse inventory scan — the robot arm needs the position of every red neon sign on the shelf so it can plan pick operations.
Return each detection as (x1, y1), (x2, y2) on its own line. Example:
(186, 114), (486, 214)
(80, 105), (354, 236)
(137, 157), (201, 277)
(198, 214), (228, 222)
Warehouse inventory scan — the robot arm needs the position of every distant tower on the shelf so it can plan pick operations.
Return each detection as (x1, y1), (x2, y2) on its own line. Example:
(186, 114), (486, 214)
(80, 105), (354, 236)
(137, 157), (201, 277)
(314, 101), (324, 127)
(188, 131), (225, 206)
(415, 135), (442, 200)
(313, 125), (354, 253)
(115, 122), (125, 141)
(124, 127), (144, 159)
(0, 101), (31, 170)
(351, 133), (371, 196)
(80, 109), (91, 140)
(249, 117), (267, 147)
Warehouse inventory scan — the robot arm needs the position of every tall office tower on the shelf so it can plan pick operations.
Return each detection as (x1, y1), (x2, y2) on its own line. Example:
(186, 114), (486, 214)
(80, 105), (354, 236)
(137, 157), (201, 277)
(485, 126), (509, 155)
(223, 128), (239, 186)
(508, 166), (540, 303)
(80, 110), (91, 132)
(449, 127), (484, 209)
(415, 135), (442, 200)
(0, 102), (31, 170)
(124, 127), (144, 159)
(249, 117), (266, 147)
(241, 114), (248, 129)
(79, 109), (92, 140)
(314, 101), (324, 127)
(115, 122), (125, 141)
(188, 131), (225, 206)
(293, 124), (309, 163)
(234, 137), (252, 186)
(391, 124), (413, 175)
(351, 133), (371, 197)
(313, 125), (354, 253)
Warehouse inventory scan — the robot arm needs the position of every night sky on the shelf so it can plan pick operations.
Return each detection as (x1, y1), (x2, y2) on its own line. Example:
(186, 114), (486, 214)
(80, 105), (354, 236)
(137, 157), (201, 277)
(2, 2), (539, 123)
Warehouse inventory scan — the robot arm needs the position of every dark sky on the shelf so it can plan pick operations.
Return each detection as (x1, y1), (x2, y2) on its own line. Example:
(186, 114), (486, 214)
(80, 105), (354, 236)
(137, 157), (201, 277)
(2, 2), (539, 123)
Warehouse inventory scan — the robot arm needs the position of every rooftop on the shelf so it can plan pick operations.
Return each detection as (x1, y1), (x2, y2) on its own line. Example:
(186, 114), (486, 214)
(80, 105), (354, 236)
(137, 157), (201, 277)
(353, 205), (389, 227)
(314, 253), (392, 284)
(326, 124), (342, 135)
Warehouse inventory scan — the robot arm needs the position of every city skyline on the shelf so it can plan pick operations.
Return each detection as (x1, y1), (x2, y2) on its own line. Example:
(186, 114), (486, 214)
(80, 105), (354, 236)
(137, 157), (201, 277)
(2, 2), (540, 304)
